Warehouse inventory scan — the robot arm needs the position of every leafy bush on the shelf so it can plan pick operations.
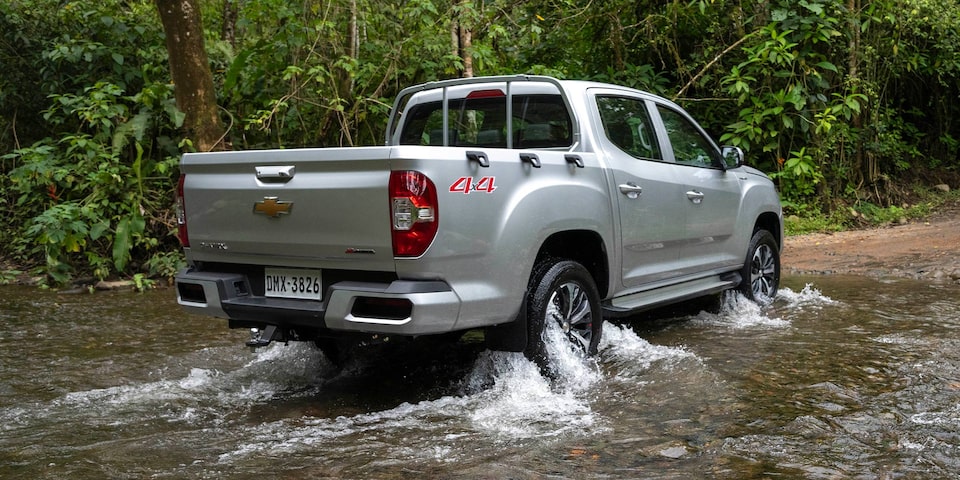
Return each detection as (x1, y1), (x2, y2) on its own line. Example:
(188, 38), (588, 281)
(1, 0), (180, 285)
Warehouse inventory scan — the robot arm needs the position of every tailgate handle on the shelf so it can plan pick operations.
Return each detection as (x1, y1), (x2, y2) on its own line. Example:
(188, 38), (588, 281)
(520, 153), (541, 168)
(255, 165), (296, 182)
(466, 151), (489, 168)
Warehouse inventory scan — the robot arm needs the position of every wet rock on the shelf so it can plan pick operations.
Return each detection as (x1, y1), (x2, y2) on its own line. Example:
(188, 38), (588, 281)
(641, 441), (692, 459)
(57, 287), (90, 295)
(816, 401), (846, 413)
(94, 280), (134, 291)
(659, 446), (688, 459)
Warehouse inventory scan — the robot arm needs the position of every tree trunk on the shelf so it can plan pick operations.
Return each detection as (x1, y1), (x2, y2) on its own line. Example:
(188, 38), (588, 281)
(222, 0), (239, 47)
(339, 0), (357, 96)
(349, 0), (358, 61)
(847, 0), (871, 193)
(155, 0), (227, 152)
(459, 0), (473, 78)
(452, 0), (473, 78)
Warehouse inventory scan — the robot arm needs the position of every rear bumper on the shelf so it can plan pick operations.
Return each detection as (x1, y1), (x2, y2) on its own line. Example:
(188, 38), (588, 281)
(175, 268), (463, 336)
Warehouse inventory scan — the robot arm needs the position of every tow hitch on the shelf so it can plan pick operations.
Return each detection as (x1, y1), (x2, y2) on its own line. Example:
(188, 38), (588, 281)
(246, 326), (286, 349)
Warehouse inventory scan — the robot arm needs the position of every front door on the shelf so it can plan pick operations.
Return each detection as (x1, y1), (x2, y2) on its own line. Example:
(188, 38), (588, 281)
(654, 105), (744, 275)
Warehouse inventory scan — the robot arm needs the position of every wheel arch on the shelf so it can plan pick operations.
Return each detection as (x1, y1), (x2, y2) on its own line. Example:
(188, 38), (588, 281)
(533, 229), (610, 298)
(753, 211), (783, 251)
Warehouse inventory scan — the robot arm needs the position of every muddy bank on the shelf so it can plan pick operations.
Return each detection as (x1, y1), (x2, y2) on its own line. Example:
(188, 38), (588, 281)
(783, 209), (960, 283)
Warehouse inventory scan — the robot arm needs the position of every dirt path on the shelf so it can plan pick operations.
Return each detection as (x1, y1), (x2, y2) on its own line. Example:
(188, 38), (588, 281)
(783, 203), (960, 283)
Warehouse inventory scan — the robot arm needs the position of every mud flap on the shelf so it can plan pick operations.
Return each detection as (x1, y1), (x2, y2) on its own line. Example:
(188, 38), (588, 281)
(483, 302), (528, 352)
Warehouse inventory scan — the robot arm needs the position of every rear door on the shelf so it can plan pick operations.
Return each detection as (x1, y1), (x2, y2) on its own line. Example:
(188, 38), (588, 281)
(593, 92), (688, 288)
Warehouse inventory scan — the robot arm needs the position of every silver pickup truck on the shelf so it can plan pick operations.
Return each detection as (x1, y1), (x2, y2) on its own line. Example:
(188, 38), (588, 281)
(175, 75), (782, 367)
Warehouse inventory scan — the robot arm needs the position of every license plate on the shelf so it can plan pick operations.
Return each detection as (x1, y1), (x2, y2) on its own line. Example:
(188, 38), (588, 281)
(264, 268), (323, 300)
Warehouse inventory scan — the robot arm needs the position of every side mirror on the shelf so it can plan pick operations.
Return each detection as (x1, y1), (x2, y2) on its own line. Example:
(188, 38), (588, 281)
(721, 146), (744, 170)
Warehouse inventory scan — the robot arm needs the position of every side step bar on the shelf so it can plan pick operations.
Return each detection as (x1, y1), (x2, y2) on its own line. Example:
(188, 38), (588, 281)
(602, 273), (741, 318)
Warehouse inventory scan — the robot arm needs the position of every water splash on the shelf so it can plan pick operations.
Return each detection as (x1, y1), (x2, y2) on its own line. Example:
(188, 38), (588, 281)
(600, 322), (695, 370)
(691, 284), (836, 330)
(910, 405), (960, 427)
(691, 291), (791, 328)
(218, 321), (699, 462)
(466, 351), (599, 440)
(218, 348), (604, 464)
(0, 342), (335, 434)
(777, 283), (838, 309)
(3, 314), (708, 473)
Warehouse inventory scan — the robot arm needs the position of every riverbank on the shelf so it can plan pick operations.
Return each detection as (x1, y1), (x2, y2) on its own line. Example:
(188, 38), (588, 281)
(783, 199), (960, 283)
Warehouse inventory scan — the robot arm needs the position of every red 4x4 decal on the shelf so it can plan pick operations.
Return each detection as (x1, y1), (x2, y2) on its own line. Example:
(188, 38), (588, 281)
(449, 176), (497, 194)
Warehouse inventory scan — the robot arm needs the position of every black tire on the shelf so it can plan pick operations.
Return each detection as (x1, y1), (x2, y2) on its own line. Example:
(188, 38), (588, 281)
(315, 338), (351, 367)
(523, 259), (602, 373)
(738, 229), (780, 304)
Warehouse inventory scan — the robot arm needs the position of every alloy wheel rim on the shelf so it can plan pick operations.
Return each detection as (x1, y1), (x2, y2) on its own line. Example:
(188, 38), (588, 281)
(546, 281), (593, 351)
(750, 244), (777, 301)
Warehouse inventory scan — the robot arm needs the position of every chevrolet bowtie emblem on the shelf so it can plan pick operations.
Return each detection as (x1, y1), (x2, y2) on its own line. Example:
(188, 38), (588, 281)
(253, 197), (293, 217)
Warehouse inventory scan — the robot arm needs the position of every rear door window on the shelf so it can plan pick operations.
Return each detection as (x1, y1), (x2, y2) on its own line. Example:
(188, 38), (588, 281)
(596, 96), (662, 160)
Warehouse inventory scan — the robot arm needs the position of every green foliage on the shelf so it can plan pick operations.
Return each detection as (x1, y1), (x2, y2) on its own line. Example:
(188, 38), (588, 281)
(784, 212), (847, 236)
(3, 0), (960, 284)
(23, 202), (101, 280)
(132, 273), (155, 292)
(0, 270), (23, 285)
(785, 185), (954, 235)
(851, 202), (908, 224)
(2, 0), (179, 285)
(771, 147), (824, 199)
(591, 64), (673, 97)
(144, 251), (186, 284)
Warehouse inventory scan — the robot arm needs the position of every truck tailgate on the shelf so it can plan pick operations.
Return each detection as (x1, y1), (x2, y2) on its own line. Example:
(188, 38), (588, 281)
(180, 146), (396, 271)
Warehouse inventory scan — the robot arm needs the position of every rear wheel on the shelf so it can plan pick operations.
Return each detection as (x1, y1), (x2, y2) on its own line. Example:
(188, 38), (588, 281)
(523, 259), (602, 373)
(315, 338), (351, 367)
(739, 229), (780, 304)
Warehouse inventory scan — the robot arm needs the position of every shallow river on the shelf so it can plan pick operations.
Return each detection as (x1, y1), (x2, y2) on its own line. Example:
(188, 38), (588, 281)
(2, 275), (959, 479)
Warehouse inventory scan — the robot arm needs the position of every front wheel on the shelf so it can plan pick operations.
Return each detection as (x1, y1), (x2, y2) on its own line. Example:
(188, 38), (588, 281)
(738, 229), (780, 304)
(523, 259), (602, 373)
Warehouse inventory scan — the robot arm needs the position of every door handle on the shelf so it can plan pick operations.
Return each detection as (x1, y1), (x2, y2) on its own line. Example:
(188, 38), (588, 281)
(618, 183), (642, 199)
(686, 191), (705, 204)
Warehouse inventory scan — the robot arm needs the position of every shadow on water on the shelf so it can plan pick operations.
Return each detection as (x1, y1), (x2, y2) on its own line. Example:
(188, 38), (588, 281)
(1, 275), (959, 478)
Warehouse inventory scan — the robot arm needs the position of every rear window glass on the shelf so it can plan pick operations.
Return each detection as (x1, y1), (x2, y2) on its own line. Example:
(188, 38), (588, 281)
(596, 96), (662, 160)
(399, 94), (572, 149)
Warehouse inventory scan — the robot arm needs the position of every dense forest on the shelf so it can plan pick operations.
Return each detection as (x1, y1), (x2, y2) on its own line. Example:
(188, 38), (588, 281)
(1, 0), (959, 285)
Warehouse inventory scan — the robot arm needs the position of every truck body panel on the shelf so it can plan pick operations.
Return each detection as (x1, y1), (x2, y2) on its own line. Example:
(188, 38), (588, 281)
(174, 75), (783, 350)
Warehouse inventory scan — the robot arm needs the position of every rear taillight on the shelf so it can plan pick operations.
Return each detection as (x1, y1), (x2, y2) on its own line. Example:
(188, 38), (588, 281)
(175, 174), (189, 247)
(389, 170), (438, 257)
